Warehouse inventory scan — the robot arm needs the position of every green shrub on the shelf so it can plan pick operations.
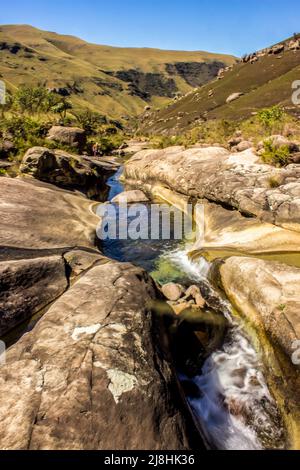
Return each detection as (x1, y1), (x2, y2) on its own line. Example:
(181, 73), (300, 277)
(0, 168), (7, 176)
(261, 140), (291, 167)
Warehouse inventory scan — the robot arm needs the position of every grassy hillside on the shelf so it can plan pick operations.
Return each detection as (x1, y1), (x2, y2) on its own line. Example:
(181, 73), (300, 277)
(0, 24), (236, 120)
(140, 36), (300, 134)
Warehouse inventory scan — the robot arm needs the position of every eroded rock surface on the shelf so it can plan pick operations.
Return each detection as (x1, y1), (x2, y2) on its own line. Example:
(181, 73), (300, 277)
(20, 147), (119, 198)
(124, 146), (300, 230)
(219, 256), (300, 447)
(0, 261), (193, 450)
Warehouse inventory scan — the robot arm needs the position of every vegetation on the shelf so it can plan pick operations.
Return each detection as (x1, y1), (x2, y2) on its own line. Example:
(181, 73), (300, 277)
(0, 24), (235, 120)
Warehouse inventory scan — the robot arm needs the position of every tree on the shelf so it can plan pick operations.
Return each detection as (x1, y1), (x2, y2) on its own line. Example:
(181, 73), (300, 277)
(51, 98), (73, 121)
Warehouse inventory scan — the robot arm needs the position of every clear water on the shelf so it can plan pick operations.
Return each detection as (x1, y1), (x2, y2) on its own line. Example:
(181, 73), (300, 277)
(101, 168), (285, 450)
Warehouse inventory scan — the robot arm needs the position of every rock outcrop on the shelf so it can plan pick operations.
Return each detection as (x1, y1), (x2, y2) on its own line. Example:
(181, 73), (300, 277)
(124, 146), (300, 231)
(20, 147), (119, 199)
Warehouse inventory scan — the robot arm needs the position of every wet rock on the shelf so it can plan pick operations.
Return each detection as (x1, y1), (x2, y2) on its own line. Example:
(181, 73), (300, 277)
(124, 146), (300, 230)
(161, 283), (185, 301)
(0, 262), (193, 450)
(111, 189), (149, 204)
(172, 307), (228, 376)
(46, 126), (86, 152)
(0, 256), (68, 336)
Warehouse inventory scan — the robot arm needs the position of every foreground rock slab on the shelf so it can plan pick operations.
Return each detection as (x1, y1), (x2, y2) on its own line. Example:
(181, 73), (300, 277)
(0, 261), (192, 450)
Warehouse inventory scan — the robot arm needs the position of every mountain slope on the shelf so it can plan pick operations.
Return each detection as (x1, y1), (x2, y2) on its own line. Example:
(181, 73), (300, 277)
(0, 24), (236, 120)
(140, 36), (300, 134)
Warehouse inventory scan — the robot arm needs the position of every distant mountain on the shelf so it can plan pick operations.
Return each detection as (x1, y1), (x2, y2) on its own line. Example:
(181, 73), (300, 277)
(0, 24), (236, 120)
(140, 35), (300, 134)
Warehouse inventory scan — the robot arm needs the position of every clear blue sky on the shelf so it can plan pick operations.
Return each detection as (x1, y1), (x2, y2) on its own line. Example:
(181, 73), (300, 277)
(1, 0), (300, 56)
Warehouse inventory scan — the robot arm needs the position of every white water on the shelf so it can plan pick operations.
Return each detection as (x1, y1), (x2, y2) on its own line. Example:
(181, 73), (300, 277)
(162, 247), (285, 450)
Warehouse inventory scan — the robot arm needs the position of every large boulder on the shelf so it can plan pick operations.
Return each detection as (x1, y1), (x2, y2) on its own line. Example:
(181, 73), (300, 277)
(124, 146), (300, 231)
(46, 126), (86, 152)
(0, 261), (194, 450)
(19, 147), (119, 198)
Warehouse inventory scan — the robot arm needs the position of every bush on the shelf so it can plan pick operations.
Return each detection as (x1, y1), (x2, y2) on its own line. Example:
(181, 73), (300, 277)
(261, 140), (291, 167)
(257, 106), (285, 133)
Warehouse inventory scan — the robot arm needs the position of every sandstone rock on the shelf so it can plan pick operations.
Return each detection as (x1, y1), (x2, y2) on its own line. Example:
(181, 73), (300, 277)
(220, 257), (300, 359)
(0, 256), (68, 336)
(0, 177), (99, 251)
(111, 190), (149, 204)
(226, 92), (244, 103)
(19, 147), (119, 197)
(0, 261), (193, 450)
(267, 135), (299, 152)
(114, 140), (150, 157)
(0, 139), (14, 158)
(47, 126), (86, 152)
(161, 283), (185, 301)
(234, 140), (253, 152)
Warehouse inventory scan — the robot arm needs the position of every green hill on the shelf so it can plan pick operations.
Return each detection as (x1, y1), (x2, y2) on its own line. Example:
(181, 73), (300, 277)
(140, 35), (300, 134)
(0, 24), (236, 120)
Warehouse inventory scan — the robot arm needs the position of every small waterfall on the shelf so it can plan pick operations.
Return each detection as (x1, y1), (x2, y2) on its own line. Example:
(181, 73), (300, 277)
(161, 247), (285, 450)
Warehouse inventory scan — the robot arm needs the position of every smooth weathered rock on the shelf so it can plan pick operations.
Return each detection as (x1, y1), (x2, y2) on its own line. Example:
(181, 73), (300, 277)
(47, 126), (86, 152)
(19, 147), (119, 197)
(0, 177), (99, 251)
(0, 261), (193, 450)
(226, 92), (244, 103)
(111, 189), (149, 204)
(124, 146), (300, 231)
(0, 256), (68, 336)
(220, 257), (300, 359)
(161, 283), (185, 301)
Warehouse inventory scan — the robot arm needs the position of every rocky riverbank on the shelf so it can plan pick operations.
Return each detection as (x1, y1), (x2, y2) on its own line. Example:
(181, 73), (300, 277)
(0, 170), (200, 449)
(123, 144), (300, 448)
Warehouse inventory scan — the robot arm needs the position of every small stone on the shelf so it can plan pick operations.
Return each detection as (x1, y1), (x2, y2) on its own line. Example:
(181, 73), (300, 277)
(161, 283), (184, 301)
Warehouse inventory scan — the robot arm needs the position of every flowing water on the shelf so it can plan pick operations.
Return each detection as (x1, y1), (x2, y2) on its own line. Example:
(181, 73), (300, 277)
(101, 168), (285, 450)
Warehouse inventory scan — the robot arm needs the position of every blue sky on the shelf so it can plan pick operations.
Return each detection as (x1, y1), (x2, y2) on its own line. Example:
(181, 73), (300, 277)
(1, 0), (299, 56)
